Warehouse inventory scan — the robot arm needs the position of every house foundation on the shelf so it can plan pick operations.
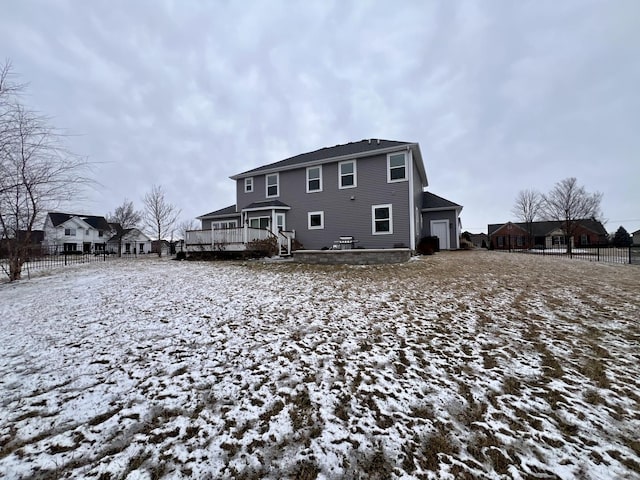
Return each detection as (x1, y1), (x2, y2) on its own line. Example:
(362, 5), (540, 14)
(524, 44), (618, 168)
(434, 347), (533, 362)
(293, 248), (411, 265)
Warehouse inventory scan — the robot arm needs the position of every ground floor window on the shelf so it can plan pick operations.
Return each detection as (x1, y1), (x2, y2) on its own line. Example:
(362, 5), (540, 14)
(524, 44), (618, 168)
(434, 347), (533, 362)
(212, 220), (238, 229)
(308, 211), (324, 230)
(552, 235), (566, 246)
(95, 243), (105, 252)
(372, 204), (393, 234)
(63, 243), (77, 252)
(249, 217), (270, 229)
(125, 243), (131, 254)
(497, 236), (504, 248)
(139, 243), (145, 253)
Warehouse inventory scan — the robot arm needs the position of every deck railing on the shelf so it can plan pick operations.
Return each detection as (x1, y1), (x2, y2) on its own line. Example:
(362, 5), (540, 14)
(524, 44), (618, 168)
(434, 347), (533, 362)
(185, 227), (275, 251)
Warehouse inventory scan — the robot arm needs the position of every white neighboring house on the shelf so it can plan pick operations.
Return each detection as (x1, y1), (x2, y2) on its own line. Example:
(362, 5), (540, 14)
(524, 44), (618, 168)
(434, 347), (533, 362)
(106, 228), (152, 255)
(43, 212), (112, 253)
(633, 229), (640, 246)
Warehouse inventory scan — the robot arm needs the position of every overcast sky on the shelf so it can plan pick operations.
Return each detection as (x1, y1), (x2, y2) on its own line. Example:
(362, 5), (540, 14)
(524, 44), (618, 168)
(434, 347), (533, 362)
(2, 0), (638, 234)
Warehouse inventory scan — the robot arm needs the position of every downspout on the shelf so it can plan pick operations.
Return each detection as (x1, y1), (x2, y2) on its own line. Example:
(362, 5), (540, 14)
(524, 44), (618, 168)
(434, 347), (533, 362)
(408, 146), (416, 250)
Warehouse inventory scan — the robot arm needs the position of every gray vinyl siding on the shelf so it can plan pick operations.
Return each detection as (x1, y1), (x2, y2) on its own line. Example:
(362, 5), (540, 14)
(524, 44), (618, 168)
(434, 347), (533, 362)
(422, 210), (458, 249)
(237, 151), (412, 249)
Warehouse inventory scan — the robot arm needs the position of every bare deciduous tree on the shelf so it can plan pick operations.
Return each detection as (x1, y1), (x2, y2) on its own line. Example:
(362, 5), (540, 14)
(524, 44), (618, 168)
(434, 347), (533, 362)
(107, 198), (142, 229)
(0, 61), (90, 280)
(143, 184), (180, 257)
(511, 189), (542, 248)
(541, 177), (603, 253)
(107, 198), (143, 257)
(177, 218), (196, 241)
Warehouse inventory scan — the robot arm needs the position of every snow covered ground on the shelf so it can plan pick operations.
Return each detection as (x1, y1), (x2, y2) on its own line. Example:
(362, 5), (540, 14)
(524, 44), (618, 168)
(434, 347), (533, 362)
(1, 252), (639, 479)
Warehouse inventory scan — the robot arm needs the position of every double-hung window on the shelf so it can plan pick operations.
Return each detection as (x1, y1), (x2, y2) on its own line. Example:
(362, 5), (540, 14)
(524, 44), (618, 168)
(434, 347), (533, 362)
(372, 204), (393, 234)
(308, 211), (324, 230)
(266, 173), (279, 198)
(65, 228), (76, 236)
(339, 160), (356, 189)
(306, 166), (322, 193)
(387, 152), (407, 182)
(245, 177), (254, 193)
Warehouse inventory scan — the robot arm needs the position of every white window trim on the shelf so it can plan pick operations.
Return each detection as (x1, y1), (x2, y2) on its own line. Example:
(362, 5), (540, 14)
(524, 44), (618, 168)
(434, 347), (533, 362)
(306, 165), (323, 193)
(250, 216), (270, 229)
(308, 211), (324, 230)
(387, 152), (407, 183)
(372, 204), (393, 235)
(338, 159), (357, 189)
(244, 177), (254, 193)
(266, 173), (279, 198)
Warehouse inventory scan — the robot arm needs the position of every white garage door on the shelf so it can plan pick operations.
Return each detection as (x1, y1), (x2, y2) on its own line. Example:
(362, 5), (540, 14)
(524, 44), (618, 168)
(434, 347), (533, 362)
(431, 220), (450, 250)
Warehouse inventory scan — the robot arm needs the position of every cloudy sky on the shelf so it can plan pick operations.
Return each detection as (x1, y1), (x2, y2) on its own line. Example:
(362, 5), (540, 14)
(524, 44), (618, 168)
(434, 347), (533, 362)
(2, 0), (639, 234)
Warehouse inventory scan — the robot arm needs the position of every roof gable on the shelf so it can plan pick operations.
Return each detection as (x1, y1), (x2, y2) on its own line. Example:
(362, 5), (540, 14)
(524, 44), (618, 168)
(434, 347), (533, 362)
(422, 192), (462, 210)
(48, 212), (110, 231)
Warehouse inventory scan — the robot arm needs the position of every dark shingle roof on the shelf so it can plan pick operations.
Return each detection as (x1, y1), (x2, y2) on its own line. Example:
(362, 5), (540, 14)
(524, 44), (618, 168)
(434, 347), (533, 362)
(232, 139), (413, 178)
(243, 200), (290, 210)
(197, 205), (239, 219)
(48, 212), (111, 231)
(421, 192), (462, 210)
(488, 219), (608, 236)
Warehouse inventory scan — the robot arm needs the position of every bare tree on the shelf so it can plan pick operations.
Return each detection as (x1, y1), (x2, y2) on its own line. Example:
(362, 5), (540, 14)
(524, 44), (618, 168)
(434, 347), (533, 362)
(541, 177), (603, 253)
(511, 189), (542, 248)
(0, 62), (90, 280)
(106, 198), (143, 257)
(177, 218), (196, 240)
(107, 198), (142, 229)
(143, 184), (180, 257)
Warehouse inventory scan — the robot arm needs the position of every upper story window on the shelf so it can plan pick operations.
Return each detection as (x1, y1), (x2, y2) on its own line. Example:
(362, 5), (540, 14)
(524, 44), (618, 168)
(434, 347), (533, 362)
(306, 166), (322, 193)
(266, 173), (279, 198)
(387, 152), (407, 182)
(372, 204), (393, 235)
(244, 177), (254, 193)
(339, 160), (357, 189)
(85, 229), (90, 235)
(65, 228), (76, 236)
(98, 231), (104, 237)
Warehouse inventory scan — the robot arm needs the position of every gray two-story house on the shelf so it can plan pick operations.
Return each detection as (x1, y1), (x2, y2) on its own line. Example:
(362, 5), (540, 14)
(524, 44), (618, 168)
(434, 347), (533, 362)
(191, 139), (462, 253)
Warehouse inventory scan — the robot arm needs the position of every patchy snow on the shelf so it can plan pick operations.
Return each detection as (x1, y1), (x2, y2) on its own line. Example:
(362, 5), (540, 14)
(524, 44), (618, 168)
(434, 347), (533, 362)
(1, 252), (639, 479)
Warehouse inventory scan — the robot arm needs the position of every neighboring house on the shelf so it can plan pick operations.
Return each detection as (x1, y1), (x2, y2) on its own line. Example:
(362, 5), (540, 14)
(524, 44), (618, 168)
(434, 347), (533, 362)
(189, 139), (462, 253)
(43, 213), (112, 253)
(0, 230), (45, 257)
(464, 232), (488, 249)
(633, 229), (640, 246)
(151, 240), (172, 256)
(488, 219), (608, 250)
(106, 228), (152, 255)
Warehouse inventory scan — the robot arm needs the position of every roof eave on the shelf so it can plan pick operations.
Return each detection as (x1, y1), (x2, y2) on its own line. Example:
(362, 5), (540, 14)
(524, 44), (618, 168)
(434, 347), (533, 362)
(230, 143), (418, 180)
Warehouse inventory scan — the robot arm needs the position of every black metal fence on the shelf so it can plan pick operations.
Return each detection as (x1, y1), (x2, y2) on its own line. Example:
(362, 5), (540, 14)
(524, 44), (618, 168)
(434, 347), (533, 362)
(0, 245), (152, 279)
(508, 245), (639, 265)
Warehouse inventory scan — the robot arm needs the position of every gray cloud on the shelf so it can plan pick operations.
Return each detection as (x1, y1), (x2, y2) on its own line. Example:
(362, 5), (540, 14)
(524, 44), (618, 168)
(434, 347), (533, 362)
(2, 0), (638, 233)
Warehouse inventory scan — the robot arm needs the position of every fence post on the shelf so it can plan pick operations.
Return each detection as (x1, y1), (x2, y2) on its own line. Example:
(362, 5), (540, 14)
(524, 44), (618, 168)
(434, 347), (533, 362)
(629, 246), (632, 265)
(597, 247), (599, 262)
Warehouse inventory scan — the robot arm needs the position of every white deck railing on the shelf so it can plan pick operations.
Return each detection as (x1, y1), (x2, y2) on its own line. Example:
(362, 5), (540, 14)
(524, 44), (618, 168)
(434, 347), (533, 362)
(185, 227), (276, 251)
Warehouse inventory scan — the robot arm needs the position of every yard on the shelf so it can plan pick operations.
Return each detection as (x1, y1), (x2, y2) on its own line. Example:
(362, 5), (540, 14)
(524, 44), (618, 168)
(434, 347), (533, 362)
(0, 252), (639, 479)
